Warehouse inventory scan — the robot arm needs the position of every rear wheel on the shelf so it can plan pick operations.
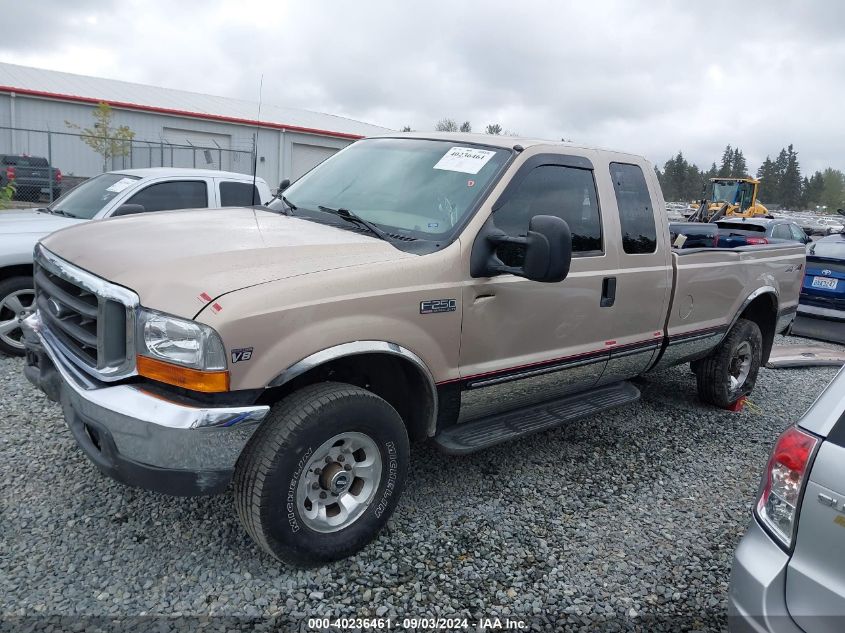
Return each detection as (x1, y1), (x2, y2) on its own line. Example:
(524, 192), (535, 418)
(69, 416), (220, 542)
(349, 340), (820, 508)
(694, 318), (762, 408)
(0, 276), (36, 356)
(234, 382), (409, 566)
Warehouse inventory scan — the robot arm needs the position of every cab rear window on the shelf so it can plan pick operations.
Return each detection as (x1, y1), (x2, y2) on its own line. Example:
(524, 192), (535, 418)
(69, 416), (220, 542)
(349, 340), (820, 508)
(610, 163), (657, 254)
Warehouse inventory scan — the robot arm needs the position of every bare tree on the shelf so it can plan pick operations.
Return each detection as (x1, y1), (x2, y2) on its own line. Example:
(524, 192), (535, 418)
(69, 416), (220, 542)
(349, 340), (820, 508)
(485, 123), (503, 135)
(401, 125), (413, 132)
(459, 121), (472, 133)
(435, 118), (459, 132)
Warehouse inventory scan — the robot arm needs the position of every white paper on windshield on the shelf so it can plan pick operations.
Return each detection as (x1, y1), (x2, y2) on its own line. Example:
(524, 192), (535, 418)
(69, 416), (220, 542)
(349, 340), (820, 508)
(106, 177), (136, 193)
(433, 147), (496, 174)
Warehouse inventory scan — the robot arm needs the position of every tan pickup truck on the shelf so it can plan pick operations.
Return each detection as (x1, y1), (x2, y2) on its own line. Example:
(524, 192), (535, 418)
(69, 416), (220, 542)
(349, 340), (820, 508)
(22, 133), (805, 565)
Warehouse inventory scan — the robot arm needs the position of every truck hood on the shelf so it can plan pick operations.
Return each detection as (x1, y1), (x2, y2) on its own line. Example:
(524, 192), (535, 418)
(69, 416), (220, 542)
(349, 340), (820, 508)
(0, 209), (84, 236)
(40, 207), (415, 318)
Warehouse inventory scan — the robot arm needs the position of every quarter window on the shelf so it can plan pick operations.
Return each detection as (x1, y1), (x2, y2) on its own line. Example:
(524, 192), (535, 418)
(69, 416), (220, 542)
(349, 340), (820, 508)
(126, 180), (208, 213)
(493, 165), (602, 262)
(610, 163), (657, 254)
(220, 181), (260, 207)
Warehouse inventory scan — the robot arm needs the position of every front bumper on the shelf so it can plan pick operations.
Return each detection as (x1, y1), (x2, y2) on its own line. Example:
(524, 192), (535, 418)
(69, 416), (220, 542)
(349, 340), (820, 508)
(728, 517), (804, 633)
(22, 313), (269, 496)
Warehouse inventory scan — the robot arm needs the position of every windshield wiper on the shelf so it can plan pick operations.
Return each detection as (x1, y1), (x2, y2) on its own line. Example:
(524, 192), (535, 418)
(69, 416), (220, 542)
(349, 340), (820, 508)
(317, 205), (390, 242)
(282, 195), (297, 213)
(48, 208), (77, 218)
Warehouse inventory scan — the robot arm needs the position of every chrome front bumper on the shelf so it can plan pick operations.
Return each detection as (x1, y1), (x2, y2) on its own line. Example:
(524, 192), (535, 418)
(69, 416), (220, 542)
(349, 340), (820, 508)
(22, 313), (269, 496)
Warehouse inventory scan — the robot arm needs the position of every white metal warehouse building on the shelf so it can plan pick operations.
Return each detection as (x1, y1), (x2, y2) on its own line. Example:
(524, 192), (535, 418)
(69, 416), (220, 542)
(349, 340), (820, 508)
(0, 62), (390, 187)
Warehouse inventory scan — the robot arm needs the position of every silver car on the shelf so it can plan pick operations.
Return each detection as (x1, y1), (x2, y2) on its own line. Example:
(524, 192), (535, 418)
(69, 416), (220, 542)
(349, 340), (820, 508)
(730, 365), (845, 632)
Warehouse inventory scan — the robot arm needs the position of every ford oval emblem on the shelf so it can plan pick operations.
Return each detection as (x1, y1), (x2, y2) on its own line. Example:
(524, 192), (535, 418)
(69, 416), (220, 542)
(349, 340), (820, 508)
(47, 298), (66, 318)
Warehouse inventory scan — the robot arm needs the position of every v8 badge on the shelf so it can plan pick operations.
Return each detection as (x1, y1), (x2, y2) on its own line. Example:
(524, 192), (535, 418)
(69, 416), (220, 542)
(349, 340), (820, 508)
(231, 347), (253, 363)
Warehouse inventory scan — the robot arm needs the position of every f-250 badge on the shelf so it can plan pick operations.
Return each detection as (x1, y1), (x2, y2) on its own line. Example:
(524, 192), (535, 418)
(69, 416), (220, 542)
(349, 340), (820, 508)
(231, 348), (254, 363)
(420, 299), (457, 314)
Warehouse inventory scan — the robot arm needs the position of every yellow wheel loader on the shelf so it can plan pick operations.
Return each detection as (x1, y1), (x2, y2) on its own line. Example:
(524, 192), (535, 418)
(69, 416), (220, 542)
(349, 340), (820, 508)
(689, 177), (769, 222)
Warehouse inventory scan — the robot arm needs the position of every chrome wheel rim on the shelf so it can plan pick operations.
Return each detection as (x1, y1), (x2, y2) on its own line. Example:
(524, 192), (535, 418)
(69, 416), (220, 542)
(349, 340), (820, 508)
(295, 431), (382, 533)
(729, 341), (753, 391)
(0, 288), (36, 350)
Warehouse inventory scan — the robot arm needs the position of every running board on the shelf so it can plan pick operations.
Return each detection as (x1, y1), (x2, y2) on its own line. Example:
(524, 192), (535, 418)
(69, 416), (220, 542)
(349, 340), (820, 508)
(433, 381), (641, 455)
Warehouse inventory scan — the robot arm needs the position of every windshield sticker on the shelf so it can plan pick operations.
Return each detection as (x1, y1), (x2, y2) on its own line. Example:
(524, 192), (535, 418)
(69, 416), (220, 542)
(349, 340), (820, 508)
(106, 177), (136, 193)
(433, 147), (496, 174)
(467, 179), (476, 187)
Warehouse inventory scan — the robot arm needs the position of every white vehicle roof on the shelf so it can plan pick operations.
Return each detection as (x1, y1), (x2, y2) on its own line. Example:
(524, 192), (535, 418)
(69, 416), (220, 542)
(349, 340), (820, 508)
(110, 167), (266, 181)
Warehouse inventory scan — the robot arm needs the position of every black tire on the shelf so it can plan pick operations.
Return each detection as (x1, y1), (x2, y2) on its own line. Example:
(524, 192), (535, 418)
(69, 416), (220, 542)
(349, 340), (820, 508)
(234, 382), (409, 566)
(52, 188), (62, 201)
(0, 276), (36, 356)
(694, 318), (762, 408)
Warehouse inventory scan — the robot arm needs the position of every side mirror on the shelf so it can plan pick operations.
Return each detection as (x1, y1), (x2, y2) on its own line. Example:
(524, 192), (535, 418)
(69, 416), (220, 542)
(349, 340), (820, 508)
(471, 215), (572, 283)
(111, 204), (146, 217)
(278, 179), (291, 192)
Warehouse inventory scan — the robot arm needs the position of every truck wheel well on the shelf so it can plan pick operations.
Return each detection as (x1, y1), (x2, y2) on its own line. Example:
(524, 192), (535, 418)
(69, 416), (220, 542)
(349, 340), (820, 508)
(0, 264), (34, 281)
(260, 353), (433, 442)
(738, 294), (777, 364)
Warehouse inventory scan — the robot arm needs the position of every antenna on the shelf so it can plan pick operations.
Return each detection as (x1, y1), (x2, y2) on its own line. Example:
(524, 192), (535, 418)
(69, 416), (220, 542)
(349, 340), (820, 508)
(251, 74), (264, 205)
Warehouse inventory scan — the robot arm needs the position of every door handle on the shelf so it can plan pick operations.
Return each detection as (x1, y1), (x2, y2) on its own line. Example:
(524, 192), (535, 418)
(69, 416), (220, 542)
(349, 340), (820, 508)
(601, 277), (616, 307)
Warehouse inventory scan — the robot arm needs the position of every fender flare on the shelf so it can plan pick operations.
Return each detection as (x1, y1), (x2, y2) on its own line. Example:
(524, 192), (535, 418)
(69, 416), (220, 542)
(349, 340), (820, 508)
(724, 286), (778, 338)
(267, 341), (439, 436)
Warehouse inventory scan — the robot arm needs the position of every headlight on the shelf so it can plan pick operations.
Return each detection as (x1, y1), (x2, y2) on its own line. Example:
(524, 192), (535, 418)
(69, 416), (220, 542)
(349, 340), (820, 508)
(138, 309), (227, 370)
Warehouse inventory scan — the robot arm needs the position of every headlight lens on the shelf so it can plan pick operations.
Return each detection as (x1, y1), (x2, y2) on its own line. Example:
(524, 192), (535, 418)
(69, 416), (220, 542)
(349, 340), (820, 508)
(138, 309), (227, 371)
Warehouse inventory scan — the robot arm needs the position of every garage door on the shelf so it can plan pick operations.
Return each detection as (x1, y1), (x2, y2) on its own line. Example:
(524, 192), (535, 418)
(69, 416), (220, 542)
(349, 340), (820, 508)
(291, 143), (337, 180)
(163, 128), (233, 171)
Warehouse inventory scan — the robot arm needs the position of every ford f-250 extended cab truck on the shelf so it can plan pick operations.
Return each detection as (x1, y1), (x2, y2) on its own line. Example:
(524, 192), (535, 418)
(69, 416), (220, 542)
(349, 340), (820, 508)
(22, 133), (805, 566)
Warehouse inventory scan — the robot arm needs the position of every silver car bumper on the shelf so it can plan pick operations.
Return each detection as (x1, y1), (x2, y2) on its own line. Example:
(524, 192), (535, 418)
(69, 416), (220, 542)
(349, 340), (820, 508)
(728, 517), (804, 633)
(22, 313), (269, 496)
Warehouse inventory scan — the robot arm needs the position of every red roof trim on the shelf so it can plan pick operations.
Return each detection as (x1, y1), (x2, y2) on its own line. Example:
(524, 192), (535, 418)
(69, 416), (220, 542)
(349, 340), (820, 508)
(0, 85), (366, 140)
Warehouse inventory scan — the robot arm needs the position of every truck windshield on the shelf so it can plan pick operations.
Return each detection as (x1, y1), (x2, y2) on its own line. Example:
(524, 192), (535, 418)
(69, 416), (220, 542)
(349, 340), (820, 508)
(282, 138), (510, 242)
(48, 173), (141, 219)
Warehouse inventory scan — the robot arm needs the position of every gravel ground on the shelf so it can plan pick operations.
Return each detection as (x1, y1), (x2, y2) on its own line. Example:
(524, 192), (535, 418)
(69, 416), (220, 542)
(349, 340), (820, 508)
(2, 336), (843, 632)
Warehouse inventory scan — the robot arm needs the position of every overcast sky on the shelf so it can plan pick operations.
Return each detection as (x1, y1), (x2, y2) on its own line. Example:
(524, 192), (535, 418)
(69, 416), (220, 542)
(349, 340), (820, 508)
(2, 1), (843, 174)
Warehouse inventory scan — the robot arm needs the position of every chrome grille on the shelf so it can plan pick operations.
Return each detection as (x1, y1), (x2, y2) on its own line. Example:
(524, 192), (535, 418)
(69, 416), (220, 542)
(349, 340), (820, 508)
(34, 246), (139, 380)
(35, 266), (100, 365)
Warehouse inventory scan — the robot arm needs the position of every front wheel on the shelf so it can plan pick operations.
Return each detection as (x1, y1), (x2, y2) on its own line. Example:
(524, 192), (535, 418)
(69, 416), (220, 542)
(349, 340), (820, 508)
(234, 382), (409, 566)
(694, 318), (762, 408)
(0, 276), (36, 356)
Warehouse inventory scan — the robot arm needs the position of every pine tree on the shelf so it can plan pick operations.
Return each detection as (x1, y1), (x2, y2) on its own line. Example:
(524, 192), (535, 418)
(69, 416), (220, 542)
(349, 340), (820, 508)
(756, 156), (777, 202)
(773, 148), (789, 203)
(781, 144), (802, 209)
(718, 145), (733, 177)
(801, 172), (825, 209)
(731, 149), (748, 178)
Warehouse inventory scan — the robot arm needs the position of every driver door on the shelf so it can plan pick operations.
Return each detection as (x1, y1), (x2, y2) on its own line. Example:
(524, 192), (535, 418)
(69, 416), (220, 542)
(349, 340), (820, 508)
(457, 155), (614, 422)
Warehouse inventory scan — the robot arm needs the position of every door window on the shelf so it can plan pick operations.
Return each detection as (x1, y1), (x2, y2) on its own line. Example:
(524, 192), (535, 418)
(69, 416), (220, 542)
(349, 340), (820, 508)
(220, 181), (260, 206)
(609, 163), (657, 254)
(126, 180), (208, 213)
(493, 165), (602, 267)
(772, 224), (792, 240)
(789, 224), (808, 243)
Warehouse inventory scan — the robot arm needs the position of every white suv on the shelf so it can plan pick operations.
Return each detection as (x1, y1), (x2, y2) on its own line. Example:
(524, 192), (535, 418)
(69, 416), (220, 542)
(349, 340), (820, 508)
(0, 168), (272, 355)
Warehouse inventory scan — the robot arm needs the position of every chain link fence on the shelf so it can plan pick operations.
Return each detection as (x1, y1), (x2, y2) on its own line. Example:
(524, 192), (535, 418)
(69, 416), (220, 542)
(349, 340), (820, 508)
(0, 125), (255, 204)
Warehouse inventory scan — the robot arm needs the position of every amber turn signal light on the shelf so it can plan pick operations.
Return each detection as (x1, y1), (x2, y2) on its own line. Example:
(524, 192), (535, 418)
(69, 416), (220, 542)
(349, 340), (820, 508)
(136, 356), (230, 393)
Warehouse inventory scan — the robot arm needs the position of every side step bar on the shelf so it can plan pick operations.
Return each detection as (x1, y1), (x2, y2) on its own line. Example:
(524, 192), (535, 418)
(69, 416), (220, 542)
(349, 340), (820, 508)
(433, 381), (641, 455)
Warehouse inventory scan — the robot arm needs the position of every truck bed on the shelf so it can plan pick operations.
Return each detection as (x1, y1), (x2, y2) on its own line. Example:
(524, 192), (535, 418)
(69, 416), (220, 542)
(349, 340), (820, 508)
(650, 243), (806, 371)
